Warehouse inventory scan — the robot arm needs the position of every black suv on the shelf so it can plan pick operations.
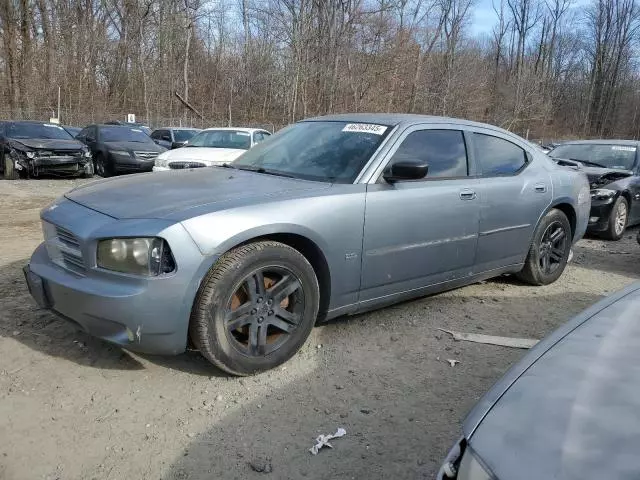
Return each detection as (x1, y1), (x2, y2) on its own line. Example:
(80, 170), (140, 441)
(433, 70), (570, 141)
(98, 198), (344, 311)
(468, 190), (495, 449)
(76, 124), (166, 177)
(549, 140), (640, 240)
(150, 127), (201, 149)
(0, 121), (93, 179)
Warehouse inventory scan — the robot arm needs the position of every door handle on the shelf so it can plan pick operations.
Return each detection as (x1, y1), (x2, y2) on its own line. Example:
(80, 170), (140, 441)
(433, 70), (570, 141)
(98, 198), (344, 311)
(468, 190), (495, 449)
(534, 183), (547, 193)
(459, 189), (477, 200)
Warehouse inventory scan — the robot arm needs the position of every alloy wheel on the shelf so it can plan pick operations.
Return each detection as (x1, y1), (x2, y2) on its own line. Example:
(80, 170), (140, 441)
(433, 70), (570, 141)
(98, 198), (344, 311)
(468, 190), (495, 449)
(538, 221), (568, 275)
(95, 157), (105, 176)
(615, 202), (627, 236)
(222, 266), (305, 357)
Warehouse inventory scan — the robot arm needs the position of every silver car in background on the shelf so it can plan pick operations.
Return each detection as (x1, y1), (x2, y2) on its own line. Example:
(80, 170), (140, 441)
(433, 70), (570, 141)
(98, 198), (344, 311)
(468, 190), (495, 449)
(24, 114), (590, 375)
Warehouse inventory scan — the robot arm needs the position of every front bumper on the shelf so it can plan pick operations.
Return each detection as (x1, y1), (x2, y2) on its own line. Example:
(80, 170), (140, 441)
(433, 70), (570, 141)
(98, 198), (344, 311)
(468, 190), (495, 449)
(14, 154), (93, 177)
(24, 199), (212, 355)
(587, 199), (616, 232)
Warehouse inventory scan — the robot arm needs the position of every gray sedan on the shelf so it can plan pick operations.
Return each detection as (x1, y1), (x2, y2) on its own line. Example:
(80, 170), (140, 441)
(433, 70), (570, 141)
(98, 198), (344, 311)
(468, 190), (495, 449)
(24, 114), (590, 375)
(438, 282), (640, 480)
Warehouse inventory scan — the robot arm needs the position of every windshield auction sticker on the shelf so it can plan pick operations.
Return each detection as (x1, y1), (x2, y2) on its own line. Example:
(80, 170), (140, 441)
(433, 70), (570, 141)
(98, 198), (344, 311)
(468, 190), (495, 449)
(342, 123), (388, 135)
(612, 146), (636, 152)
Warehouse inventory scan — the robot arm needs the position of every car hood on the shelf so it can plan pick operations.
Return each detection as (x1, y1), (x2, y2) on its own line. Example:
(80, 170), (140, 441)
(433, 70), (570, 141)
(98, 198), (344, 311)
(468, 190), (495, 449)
(464, 283), (640, 480)
(65, 167), (330, 219)
(164, 147), (246, 164)
(580, 166), (633, 187)
(9, 138), (85, 150)
(104, 141), (164, 152)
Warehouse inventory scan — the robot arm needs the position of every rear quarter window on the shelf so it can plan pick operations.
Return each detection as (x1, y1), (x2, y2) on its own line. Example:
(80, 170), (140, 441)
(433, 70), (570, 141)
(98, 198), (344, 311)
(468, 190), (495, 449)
(474, 133), (528, 176)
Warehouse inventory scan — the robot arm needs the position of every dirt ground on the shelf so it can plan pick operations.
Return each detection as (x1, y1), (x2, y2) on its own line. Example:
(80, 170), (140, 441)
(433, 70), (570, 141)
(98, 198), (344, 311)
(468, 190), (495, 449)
(1, 178), (638, 480)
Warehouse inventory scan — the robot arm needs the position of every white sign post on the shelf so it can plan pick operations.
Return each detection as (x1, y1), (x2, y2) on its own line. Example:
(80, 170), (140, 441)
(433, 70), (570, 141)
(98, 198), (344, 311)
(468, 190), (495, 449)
(127, 113), (136, 123)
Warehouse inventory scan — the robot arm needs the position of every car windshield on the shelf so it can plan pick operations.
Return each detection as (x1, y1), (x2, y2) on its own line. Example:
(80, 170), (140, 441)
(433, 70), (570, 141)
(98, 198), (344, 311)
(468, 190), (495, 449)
(188, 130), (252, 149)
(100, 126), (153, 143)
(232, 121), (391, 183)
(174, 129), (200, 142)
(5, 122), (74, 140)
(549, 143), (637, 170)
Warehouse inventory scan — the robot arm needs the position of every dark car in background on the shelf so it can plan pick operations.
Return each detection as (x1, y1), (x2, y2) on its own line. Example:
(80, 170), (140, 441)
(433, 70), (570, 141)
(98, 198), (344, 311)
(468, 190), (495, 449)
(548, 140), (640, 240)
(438, 282), (640, 480)
(0, 121), (93, 179)
(63, 126), (82, 138)
(104, 120), (152, 136)
(150, 127), (201, 149)
(76, 124), (166, 177)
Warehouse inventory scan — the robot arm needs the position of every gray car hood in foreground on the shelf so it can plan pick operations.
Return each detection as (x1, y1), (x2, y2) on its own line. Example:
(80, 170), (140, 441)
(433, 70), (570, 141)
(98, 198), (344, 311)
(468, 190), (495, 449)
(464, 282), (640, 480)
(65, 168), (330, 219)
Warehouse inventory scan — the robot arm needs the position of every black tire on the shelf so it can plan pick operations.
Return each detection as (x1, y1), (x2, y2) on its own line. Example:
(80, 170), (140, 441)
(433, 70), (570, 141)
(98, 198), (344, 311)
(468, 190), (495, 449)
(602, 196), (628, 241)
(517, 209), (572, 286)
(190, 241), (320, 376)
(95, 154), (112, 177)
(3, 154), (19, 180)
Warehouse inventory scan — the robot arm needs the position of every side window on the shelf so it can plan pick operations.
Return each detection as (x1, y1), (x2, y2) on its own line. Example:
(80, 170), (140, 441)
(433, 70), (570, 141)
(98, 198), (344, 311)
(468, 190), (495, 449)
(253, 132), (265, 143)
(473, 133), (527, 176)
(388, 129), (468, 178)
(151, 130), (162, 140)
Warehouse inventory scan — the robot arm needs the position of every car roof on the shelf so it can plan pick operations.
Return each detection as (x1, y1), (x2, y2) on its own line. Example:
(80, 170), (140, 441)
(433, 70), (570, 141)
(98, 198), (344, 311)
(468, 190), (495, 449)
(557, 139), (640, 146)
(154, 127), (202, 131)
(0, 120), (57, 125)
(200, 127), (268, 133)
(304, 113), (518, 137)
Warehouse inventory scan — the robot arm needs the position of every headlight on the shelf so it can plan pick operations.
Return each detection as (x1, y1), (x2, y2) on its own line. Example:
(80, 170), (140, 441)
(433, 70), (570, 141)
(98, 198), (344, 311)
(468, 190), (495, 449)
(591, 188), (616, 201)
(110, 150), (131, 157)
(97, 237), (175, 276)
(455, 448), (493, 480)
(26, 151), (36, 159)
(83, 149), (92, 158)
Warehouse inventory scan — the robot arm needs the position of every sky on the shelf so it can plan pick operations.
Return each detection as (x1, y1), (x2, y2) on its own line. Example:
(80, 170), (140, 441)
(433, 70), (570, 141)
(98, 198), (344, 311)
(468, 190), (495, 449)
(469, 0), (592, 38)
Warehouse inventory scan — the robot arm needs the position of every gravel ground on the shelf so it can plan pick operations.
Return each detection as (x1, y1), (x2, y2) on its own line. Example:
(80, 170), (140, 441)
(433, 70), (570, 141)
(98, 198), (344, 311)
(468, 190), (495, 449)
(0, 178), (638, 480)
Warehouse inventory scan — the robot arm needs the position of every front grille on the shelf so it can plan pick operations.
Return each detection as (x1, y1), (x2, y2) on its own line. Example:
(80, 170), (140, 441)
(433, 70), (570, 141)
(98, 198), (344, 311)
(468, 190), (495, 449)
(134, 151), (159, 160)
(169, 161), (206, 169)
(43, 222), (86, 275)
(37, 150), (83, 159)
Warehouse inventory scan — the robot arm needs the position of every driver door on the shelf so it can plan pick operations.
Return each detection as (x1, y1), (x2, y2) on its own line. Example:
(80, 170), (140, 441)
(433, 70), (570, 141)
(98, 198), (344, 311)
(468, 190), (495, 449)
(359, 126), (481, 305)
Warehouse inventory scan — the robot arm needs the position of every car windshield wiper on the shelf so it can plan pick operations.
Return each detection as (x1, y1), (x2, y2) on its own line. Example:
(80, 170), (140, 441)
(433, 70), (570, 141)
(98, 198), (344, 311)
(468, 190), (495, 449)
(233, 165), (297, 178)
(570, 158), (608, 168)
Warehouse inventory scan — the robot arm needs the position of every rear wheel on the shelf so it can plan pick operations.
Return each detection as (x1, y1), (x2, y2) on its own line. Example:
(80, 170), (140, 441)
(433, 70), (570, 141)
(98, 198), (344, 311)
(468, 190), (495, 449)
(602, 196), (628, 241)
(190, 241), (320, 376)
(517, 209), (571, 285)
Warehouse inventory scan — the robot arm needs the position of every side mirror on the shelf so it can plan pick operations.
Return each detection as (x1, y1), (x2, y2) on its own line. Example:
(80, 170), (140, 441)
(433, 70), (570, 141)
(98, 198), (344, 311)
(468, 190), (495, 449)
(383, 161), (429, 183)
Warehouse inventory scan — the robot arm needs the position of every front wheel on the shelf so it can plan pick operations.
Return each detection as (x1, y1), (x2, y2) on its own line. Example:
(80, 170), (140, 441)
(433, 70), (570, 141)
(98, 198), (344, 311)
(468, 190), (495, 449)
(602, 196), (628, 241)
(94, 154), (112, 177)
(517, 209), (572, 286)
(3, 154), (19, 179)
(190, 241), (320, 376)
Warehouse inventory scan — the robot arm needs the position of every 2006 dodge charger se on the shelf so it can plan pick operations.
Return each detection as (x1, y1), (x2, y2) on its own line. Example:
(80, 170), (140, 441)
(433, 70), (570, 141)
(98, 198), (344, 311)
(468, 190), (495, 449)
(24, 114), (590, 375)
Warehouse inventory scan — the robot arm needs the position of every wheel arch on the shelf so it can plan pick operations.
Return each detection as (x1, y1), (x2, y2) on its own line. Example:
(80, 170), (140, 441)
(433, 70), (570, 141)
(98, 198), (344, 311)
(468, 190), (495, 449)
(548, 200), (577, 240)
(191, 226), (333, 325)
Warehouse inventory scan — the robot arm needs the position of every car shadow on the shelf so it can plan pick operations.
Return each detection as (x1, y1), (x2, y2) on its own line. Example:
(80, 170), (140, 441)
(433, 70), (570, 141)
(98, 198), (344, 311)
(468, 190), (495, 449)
(0, 258), (221, 376)
(159, 290), (605, 480)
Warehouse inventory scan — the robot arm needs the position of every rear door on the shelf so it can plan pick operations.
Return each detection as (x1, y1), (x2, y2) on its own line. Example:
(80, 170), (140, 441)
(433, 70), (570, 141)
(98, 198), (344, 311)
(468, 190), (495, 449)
(360, 126), (481, 303)
(470, 130), (552, 272)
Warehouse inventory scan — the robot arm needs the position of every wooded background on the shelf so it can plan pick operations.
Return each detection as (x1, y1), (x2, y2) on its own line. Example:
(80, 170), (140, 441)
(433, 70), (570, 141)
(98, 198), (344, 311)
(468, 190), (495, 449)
(0, 0), (639, 139)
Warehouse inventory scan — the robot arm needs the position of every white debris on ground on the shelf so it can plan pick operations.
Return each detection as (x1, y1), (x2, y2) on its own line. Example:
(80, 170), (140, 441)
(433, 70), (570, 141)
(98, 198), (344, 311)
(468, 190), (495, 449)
(438, 328), (539, 349)
(309, 428), (347, 455)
